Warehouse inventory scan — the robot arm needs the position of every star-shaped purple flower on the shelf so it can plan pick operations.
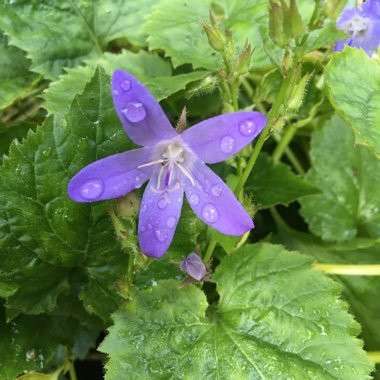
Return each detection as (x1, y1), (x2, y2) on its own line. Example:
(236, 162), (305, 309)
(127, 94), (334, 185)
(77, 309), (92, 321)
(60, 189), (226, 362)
(335, 0), (380, 56)
(68, 70), (266, 258)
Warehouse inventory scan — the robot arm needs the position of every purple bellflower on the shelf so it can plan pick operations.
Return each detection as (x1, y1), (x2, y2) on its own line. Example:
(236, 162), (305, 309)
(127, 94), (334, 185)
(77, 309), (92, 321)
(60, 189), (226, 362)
(68, 70), (266, 258)
(180, 253), (207, 281)
(335, 0), (380, 56)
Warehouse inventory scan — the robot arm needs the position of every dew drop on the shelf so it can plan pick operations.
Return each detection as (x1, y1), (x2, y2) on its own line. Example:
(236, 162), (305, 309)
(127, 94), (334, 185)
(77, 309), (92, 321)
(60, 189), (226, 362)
(202, 203), (219, 223)
(122, 102), (147, 123)
(239, 118), (256, 136)
(141, 203), (148, 212)
(211, 183), (222, 197)
(147, 223), (153, 230)
(26, 348), (36, 361)
(42, 147), (52, 157)
(166, 216), (177, 228)
(80, 179), (104, 200)
(158, 198), (167, 209)
(113, 89), (119, 96)
(220, 135), (235, 153)
(120, 79), (131, 92)
(155, 228), (168, 242)
(140, 225), (146, 232)
(189, 194), (200, 205)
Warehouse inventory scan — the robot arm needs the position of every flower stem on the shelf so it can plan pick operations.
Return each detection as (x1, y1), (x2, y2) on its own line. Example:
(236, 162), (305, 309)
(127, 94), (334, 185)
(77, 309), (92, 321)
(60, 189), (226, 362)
(203, 239), (217, 263)
(368, 351), (380, 363)
(234, 67), (296, 195)
(68, 361), (78, 380)
(272, 124), (297, 162)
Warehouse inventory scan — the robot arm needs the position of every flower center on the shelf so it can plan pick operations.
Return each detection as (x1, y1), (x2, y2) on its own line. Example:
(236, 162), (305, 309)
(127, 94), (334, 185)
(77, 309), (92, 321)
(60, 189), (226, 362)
(138, 140), (195, 194)
(346, 16), (370, 36)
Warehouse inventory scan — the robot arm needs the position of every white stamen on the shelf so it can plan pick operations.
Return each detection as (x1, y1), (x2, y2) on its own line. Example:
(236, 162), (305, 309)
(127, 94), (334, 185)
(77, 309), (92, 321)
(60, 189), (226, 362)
(176, 162), (195, 186)
(138, 159), (164, 169)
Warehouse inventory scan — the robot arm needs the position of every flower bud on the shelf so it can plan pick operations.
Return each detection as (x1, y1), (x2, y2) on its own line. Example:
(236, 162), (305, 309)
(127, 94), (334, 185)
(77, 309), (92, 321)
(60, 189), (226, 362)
(269, 0), (290, 48)
(115, 191), (140, 217)
(289, 0), (306, 38)
(180, 253), (207, 281)
(234, 40), (253, 75)
(201, 12), (226, 52)
(287, 72), (312, 110)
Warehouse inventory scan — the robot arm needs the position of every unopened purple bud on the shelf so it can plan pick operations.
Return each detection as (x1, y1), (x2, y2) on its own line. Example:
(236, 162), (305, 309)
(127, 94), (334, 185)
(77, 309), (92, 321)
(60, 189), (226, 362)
(180, 253), (207, 281)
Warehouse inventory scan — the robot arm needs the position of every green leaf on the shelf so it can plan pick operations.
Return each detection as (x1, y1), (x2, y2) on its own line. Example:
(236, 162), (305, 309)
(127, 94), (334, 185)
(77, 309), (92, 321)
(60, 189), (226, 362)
(43, 50), (206, 114)
(272, 227), (380, 351)
(325, 47), (380, 158)
(0, 301), (97, 380)
(0, 68), (130, 321)
(0, 33), (38, 110)
(300, 21), (347, 55)
(0, 0), (155, 79)
(246, 153), (319, 208)
(300, 114), (380, 242)
(100, 243), (372, 379)
(144, 0), (271, 71)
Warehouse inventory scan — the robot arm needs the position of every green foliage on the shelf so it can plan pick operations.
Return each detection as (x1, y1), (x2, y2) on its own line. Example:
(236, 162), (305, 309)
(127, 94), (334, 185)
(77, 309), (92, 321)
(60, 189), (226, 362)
(100, 243), (373, 379)
(246, 153), (319, 208)
(0, 0), (155, 79)
(300, 115), (380, 242)
(0, 33), (38, 110)
(325, 47), (380, 158)
(43, 50), (206, 114)
(0, 68), (130, 321)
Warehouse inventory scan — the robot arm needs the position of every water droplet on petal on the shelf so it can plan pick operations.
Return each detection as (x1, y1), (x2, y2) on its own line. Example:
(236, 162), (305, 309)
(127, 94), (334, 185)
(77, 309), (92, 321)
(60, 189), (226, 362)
(158, 198), (167, 209)
(122, 102), (147, 123)
(140, 225), (146, 232)
(211, 183), (223, 197)
(189, 194), (200, 205)
(147, 223), (153, 230)
(120, 79), (131, 92)
(113, 89), (119, 96)
(239, 119), (256, 136)
(141, 203), (148, 212)
(155, 228), (168, 242)
(166, 216), (177, 228)
(176, 197), (182, 204)
(80, 179), (104, 200)
(220, 135), (235, 153)
(202, 203), (219, 223)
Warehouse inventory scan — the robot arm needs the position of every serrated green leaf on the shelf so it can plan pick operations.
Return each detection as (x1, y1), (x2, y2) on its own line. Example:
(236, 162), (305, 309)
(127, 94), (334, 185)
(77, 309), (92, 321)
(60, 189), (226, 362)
(0, 33), (38, 110)
(100, 243), (372, 379)
(43, 50), (206, 114)
(0, 68), (130, 320)
(246, 152), (319, 208)
(300, 115), (380, 242)
(0, 0), (155, 79)
(325, 47), (380, 158)
(273, 227), (380, 351)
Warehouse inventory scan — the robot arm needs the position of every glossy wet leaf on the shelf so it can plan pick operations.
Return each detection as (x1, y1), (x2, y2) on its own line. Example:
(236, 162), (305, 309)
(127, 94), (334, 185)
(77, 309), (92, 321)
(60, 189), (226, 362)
(300, 115), (380, 242)
(274, 227), (380, 352)
(246, 153), (319, 208)
(325, 47), (380, 158)
(43, 50), (206, 114)
(0, 68), (130, 320)
(100, 243), (372, 380)
(0, 0), (154, 79)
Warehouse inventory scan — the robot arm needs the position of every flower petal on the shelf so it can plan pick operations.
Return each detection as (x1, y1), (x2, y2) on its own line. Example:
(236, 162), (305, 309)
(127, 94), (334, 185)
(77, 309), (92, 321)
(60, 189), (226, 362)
(138, 177), (184, 258)
(68, 147), (153, 202)
(112, 70), (176, 146)
(181, 112), (266, 164)
(185, 160), (253, 235)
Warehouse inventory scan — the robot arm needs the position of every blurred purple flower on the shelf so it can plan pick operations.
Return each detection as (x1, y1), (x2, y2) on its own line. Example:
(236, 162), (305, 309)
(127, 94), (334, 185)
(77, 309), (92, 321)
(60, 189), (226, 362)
(180, 253), (207, 281)
(335, 0), (380, 56)
(68, 70), (266, 258)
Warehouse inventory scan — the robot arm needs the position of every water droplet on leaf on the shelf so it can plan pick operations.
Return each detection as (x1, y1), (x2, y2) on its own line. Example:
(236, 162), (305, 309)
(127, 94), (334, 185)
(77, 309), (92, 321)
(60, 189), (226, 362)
(122, 102), (147, 123)
(202, 203), (219, 223)
(80, 179), (104, 200)
(42, 147), (51, 157)
(220, 135), (235, 153)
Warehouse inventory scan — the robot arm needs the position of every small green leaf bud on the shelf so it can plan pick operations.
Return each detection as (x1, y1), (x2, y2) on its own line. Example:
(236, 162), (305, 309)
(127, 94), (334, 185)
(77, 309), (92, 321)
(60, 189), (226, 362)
(200, 12), (226, 52)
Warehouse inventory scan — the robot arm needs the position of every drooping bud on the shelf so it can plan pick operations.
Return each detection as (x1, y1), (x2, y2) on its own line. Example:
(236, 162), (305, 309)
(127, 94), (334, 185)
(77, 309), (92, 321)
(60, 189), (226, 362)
(115, 191), (140, 217)
(201, 12), (226, 52)
(234, 40), (253, 75)
(180, 253), (207, 281)
(185, 74), (217, 98)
